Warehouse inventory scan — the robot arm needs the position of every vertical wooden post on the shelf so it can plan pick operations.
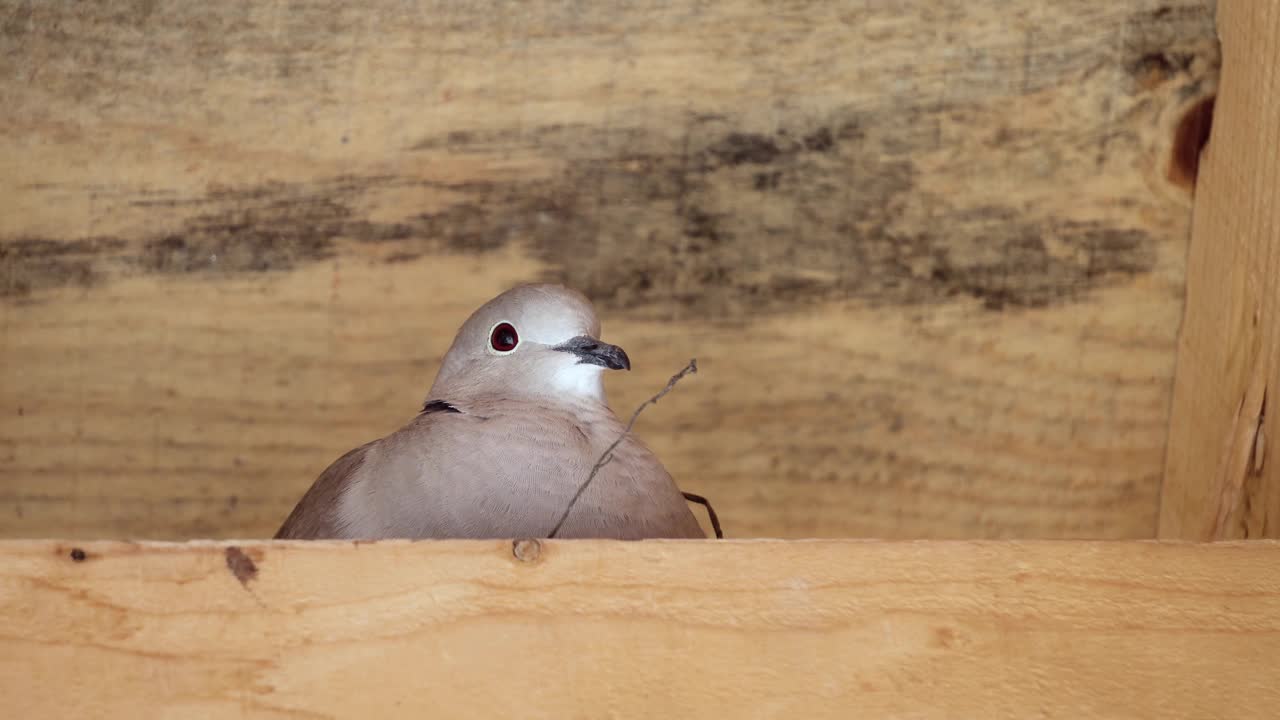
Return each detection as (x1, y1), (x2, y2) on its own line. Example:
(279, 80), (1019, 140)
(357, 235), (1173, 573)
(1160, 1), (1280, 539)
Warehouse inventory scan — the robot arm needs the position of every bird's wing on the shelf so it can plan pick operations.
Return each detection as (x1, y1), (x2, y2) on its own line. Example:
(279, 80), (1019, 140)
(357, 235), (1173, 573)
(273, 440), (377, 539)
(272, 400), (466, 540)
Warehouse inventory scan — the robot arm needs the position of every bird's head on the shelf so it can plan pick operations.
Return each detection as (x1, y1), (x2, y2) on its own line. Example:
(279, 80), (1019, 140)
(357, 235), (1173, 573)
(428, 284), (630, 405)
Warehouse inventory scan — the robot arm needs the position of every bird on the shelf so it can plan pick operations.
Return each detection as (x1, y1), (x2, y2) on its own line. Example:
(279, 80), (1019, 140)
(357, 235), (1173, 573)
(274, 283), (706, 540)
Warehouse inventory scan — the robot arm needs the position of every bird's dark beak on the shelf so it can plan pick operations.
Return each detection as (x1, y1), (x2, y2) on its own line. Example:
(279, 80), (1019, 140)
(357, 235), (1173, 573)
(554, 335), (631, 371)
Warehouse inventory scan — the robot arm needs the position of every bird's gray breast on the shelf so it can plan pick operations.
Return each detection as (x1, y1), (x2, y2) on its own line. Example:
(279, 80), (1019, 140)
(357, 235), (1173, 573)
(344, 402), (609, 538)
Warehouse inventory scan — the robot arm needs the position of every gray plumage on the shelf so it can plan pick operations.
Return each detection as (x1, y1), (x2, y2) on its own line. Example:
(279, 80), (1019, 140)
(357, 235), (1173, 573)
(275, 283), (704, 540)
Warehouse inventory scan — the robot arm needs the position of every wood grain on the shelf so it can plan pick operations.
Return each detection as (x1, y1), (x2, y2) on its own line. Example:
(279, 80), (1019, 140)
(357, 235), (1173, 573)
(2, 539), (1279, 719)
(0, 1), (1219, 539)
(1159, 0), (1280, 540)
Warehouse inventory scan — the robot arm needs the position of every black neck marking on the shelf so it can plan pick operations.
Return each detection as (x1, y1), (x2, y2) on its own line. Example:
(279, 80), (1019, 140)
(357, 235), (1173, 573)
(421, 399), (462, 415)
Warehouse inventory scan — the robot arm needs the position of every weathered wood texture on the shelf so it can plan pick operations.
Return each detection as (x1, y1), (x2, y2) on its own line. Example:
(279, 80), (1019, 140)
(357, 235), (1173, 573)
(1160, 1), (1280, 539)
(2, 539), (1279, 719)
(0, 2), (1218, 539)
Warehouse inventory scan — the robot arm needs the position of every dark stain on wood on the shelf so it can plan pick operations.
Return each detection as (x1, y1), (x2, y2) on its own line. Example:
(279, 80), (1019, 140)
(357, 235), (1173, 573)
(753, 171), (782, 191)
(1129, 51), (1196, 90)
(0, 108), (1170, 315)
(803, 128), (836, 153)
(1123, 5), (1217, 54)
(136, 188), (355, 274)
(384, 251), (423, 264)
(0, 1), (33, 39)
(0, 237), (126, 298)
(69, 547), (87, 562)
(1170, 95), (1216, 190)
(706, 132), (783, 166)
(224, 545), (258, 586)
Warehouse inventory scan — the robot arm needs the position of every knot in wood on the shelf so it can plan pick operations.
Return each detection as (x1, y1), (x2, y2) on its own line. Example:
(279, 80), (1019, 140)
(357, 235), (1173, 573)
(512, 539), (542, 563)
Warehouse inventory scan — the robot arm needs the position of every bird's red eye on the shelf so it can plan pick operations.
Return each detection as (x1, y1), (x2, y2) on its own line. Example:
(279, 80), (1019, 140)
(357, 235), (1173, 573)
(489, 322), (519, 353)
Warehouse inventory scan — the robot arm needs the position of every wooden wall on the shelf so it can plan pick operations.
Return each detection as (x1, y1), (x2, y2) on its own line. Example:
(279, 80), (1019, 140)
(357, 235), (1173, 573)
(0, 1), (1219, 539)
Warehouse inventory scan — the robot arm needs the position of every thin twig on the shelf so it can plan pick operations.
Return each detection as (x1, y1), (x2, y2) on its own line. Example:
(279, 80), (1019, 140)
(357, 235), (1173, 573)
(681, 492), (724, 539)
(548, 358), (699, 538)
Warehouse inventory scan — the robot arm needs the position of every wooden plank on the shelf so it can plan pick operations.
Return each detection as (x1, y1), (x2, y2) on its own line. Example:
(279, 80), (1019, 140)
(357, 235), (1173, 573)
(1159, 1), (1280, 540)
(0, 2), (1219, 540)
(1, 539), (1278, 719)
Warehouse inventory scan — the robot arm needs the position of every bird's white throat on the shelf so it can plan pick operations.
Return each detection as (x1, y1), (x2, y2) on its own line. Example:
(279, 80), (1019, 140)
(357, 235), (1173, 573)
(549, 362), (608, 403)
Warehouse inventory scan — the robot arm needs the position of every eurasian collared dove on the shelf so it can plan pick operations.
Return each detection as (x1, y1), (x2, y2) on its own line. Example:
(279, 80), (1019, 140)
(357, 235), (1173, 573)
(274, 283), (706, 540)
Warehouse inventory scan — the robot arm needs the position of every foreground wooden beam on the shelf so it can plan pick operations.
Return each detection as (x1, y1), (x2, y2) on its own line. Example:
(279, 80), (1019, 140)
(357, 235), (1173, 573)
(3, 540), (1279, 718)
(1161, 1), (1280, 539)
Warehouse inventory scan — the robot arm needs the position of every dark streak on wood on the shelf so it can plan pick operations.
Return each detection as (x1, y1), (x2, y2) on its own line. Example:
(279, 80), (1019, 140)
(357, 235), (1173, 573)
(1170, 95), (1216, 190)
(224, 546), (258, 586)
(0, 237), (127, 298)
(0, 119), (1164, 316)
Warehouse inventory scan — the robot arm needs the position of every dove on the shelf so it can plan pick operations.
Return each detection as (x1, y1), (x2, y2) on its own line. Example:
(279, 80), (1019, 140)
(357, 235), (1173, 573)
(274, 283), (706, 540)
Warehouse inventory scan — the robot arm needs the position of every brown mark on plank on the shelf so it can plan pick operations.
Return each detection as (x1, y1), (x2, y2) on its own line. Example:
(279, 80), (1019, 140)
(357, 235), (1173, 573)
(1169, 95), (1216, 190)
(68, 547), (87, 562)
(224, 546), (259, 586)
(931, 626), (959, 649)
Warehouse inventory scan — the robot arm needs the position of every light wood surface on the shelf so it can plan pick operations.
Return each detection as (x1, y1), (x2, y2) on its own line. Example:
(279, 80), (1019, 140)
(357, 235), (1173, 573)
(2, 539), (1279, 719)
(1160, 0), (1280, 540)
(0, 1), (1219, 539)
